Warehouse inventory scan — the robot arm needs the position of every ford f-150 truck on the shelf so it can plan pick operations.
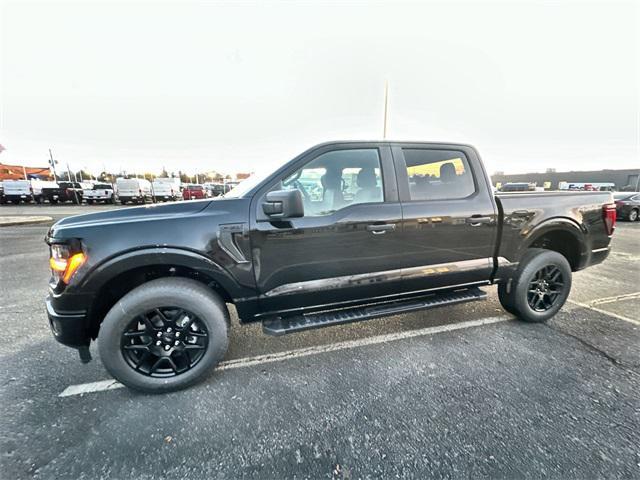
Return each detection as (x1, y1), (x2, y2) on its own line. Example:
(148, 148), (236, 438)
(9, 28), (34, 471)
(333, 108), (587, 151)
(44, 141), (616, 393)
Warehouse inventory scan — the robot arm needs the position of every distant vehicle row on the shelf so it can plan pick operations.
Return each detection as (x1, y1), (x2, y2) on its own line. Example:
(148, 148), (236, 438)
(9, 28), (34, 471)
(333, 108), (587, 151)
(498, 181), (617, 192)
(0, 178), (238, 205)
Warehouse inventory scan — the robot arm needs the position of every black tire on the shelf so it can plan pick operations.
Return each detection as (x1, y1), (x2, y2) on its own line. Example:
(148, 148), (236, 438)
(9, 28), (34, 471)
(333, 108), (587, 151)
(629, 209), (639, 222)
(98, 278), (229, 393)
(110, 195), (116, 204)
(497, 282), (518, 315)
(87, 199), (94, 205)
(499, 248), (572, 323)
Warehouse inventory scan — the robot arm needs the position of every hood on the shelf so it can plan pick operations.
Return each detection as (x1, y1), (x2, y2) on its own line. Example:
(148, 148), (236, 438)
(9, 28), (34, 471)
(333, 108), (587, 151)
(53, 200), (212, 228)
(47, 198), (244, 240)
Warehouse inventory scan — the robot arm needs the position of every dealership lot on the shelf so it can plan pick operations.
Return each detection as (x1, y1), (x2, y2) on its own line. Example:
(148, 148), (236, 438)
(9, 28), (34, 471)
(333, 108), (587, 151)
(1, 206), (638, 479)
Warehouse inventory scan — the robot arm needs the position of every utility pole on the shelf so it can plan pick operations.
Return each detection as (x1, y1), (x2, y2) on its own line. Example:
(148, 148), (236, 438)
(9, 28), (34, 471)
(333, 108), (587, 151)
(382, 80), (389, 140)
(49, 149), (59, 181)
(66, 163), (80, 204)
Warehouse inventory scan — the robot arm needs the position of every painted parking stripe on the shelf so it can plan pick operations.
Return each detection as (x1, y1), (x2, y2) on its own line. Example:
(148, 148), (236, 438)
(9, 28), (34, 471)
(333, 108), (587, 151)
(59, 315), (511, 397)
(567, 299), (640, 326)
(588, 291), (640, 306)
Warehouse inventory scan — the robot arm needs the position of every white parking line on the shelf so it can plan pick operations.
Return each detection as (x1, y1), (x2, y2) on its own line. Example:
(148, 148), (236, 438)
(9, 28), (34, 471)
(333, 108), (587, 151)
(588, 291), (640, 306)
(567, 299), (640, 326)
(59, 315), (510, 398)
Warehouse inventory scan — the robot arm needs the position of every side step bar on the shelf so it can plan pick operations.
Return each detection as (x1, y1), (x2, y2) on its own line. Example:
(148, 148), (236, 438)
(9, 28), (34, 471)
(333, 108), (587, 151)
(262, 287), (487, 336)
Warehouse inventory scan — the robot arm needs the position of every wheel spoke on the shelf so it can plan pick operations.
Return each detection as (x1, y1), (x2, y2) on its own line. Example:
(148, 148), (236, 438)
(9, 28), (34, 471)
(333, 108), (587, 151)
(140, 314), (158, 334)
(135, 351), (152, 369)
(165, 357), (178, 373)
(153, 308), (169, 324)
(123, 330), (147, 338)
(184, 344), (206, 350)
(149, 357), (165, 373)
(186, 330), (207, 337)
(124, 344), (150, 351)
(172, 309), (186, 324)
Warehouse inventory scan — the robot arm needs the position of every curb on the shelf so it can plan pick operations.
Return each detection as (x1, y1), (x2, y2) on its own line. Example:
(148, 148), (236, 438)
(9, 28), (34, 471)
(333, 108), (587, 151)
(0, 216), (54, 227)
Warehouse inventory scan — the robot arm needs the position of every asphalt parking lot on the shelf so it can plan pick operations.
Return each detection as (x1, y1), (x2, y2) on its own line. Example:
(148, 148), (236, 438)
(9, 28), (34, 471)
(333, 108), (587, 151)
(1, 205), (639, 479)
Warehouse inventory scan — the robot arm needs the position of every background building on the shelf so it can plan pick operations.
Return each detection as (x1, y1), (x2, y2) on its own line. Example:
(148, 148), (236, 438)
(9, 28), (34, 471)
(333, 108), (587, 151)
(0, 163), (53, 181)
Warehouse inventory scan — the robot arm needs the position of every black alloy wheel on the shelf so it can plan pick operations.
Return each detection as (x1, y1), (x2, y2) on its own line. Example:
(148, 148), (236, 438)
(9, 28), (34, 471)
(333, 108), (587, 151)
(527, 265), (564, 312)
(121, 307), (209, 377)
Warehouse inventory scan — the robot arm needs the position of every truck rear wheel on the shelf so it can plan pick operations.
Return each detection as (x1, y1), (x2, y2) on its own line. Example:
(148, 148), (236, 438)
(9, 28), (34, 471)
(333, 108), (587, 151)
(499, 248), (572, 323)
(98, 278), (229, 393)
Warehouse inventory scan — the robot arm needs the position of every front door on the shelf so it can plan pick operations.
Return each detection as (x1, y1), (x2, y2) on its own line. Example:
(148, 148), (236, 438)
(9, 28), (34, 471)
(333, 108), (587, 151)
(249, 143), (405, 316)
(391, 143), (498, 293)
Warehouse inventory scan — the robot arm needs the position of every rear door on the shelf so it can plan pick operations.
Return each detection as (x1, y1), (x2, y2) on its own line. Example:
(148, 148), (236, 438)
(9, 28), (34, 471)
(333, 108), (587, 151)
(391, 143), (498, 292)
(249, 142), (404, 316)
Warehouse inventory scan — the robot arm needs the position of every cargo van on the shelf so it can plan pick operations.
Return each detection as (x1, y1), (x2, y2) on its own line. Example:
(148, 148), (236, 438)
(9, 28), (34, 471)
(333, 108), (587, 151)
(2, 179), (54, 204)
(151, 177), (181, 202)
(115, 178), (153, 204)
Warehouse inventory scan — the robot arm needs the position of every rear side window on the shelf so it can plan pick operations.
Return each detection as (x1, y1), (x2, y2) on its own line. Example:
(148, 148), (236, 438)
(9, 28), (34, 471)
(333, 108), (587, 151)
(402, 149), (475, 201)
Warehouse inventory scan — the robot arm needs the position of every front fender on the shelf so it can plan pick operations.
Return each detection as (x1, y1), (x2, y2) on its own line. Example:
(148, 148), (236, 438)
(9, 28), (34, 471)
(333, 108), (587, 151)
(79, 247), (253, 301)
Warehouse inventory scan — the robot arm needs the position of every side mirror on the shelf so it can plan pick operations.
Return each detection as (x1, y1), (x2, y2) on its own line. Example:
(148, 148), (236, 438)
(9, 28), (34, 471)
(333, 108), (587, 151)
(262, 189), (304, 218)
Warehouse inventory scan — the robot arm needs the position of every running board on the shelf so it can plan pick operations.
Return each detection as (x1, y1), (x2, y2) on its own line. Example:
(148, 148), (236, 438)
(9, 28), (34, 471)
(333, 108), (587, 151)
(262, 287), (487, 336)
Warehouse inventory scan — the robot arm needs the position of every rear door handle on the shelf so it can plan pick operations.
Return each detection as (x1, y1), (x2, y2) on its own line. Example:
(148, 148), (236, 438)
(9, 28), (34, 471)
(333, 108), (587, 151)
(366, 223), (396, 234)
(465, 215), (493, 226)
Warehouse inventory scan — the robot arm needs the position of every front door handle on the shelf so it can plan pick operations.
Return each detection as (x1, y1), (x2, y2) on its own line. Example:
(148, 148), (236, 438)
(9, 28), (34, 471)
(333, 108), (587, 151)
(366, 223), (396, 235)
(465, 215), (493, 226)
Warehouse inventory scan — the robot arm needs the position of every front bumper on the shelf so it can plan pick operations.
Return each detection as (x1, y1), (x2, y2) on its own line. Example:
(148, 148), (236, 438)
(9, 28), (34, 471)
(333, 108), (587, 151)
(46, 295), (90, 348)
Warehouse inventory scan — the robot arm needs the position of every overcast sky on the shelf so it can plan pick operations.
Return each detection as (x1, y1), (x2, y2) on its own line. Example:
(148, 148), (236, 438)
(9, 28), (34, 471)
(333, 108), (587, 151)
(1, 0), (638, 176)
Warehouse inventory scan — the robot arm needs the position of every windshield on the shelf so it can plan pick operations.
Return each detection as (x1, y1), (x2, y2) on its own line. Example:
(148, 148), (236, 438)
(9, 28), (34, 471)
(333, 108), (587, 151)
(224, 170), (273, 198)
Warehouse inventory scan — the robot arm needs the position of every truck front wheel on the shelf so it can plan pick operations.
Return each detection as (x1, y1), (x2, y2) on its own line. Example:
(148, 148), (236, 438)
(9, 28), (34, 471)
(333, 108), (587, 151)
(499, 248), (572, 323)
(98, 278), (229, 393)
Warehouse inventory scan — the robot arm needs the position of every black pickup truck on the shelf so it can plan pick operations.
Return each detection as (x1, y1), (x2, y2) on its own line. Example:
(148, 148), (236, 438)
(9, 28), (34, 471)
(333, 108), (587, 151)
(42, 181), (85, 204)
(45, 141), (616, 392)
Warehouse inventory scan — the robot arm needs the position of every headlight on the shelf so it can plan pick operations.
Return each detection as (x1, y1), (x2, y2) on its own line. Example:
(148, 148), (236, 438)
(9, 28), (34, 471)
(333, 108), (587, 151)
(49, 243), (86, 284)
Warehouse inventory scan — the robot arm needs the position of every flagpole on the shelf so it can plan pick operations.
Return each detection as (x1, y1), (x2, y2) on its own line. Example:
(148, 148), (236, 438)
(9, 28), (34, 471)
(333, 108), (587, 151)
(383, 80), (389, 140)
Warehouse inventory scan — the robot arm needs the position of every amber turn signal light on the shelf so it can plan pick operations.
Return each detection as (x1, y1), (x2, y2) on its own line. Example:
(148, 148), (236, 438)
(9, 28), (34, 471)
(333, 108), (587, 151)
(49, 252), (86, 284)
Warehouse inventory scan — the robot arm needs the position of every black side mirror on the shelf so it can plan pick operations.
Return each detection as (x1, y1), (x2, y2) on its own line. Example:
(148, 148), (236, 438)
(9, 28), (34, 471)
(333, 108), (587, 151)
(262, 189), (304, 218)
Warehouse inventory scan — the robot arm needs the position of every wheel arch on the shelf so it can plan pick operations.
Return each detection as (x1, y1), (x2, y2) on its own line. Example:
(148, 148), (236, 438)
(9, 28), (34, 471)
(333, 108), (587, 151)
(81, 248), (241, 339)
(521, 218), (587, 271)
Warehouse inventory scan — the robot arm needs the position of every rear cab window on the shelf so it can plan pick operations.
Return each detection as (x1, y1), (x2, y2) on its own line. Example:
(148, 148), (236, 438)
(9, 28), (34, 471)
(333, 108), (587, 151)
(401, 149), (476, 201)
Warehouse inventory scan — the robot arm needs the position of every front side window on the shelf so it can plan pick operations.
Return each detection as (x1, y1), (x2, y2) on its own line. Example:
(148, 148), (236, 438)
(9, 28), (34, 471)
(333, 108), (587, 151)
(279, 149), (383, 216)
(403, 149), (475, 201)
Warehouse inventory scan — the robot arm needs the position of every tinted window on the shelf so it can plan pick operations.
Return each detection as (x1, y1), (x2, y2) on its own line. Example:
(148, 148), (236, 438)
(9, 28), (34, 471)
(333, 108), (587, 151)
(403, 149), (475, 201)
(280, 149), (383, 216)
(94, 184), (111, 189)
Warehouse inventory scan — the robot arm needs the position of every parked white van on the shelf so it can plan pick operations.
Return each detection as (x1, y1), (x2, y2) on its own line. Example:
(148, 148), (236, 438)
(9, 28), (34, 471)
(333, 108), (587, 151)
(115, 178), (153, 204)
(1, 179), (55, 204)
(151, 177), (181, 202)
